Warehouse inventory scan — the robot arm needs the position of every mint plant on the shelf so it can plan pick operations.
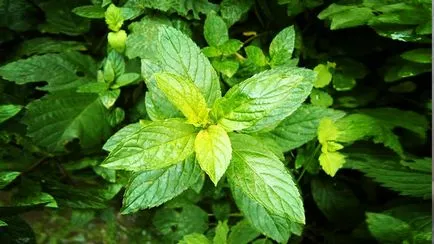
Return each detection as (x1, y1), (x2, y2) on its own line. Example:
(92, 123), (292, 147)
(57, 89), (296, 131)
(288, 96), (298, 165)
(101, 27), (314, 242)
(0, 0), (431, 243)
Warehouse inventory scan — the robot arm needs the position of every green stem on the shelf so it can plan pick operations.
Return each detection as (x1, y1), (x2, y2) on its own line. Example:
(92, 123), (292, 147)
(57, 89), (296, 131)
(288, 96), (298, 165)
(296, 144), (321, 183)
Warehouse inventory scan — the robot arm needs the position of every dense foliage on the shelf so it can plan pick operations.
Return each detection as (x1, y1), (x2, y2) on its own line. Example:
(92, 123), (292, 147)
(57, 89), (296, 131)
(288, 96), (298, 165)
(0, 0), (431, 243)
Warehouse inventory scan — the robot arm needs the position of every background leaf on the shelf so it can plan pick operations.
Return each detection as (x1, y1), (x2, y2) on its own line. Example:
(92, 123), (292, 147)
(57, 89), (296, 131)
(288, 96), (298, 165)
(23, 90), (112, 152)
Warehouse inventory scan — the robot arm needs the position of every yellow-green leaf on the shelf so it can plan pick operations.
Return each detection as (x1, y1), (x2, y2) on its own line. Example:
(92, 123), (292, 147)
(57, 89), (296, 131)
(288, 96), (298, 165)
(155, 72), (209, 127)
(195, 125), (232, 185)
(318, 118), (339, 144)
(108, 30), (127, 53)
(313, 64), (332, 88)
(105, 4), (123, 31)
(319, 151), (346, 176)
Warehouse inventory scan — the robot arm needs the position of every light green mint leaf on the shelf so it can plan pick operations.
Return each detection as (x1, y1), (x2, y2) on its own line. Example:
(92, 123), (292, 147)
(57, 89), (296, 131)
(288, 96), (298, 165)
(142, 26), (221, 120)
(269, 26), (295, 67)
(73, 5), (105, 19)
(212, 59), (239, 78)
(220, 0), (254, 26)
(155, 73), (210, 126)
(0, 171), (20, 189)
(15, 38), (87, 57)
(0, 220), (6, 227)
(108, 30), (127, 53)
(103, 123), (144, 152)
(313, 64), (333, 88)
(220, 39), (244, 56)
(23, 90), (112, 152)
(213, 220), (229, 244)
(194, 125), (232, 185)
(268, 105), (345, 152)
(231, 187), (301, 243)
(122, 155), (202, 214)
(111, 73), (140, 89)
(102, 119), (197, 171)
(227, 134), (305, 224)
(103, 60), (115, 83)
(0, 52), (97, 92)
(202, 46), (222, 57)
(179, 233), (211, 244)
(318, 4), (374, 30)
(99, 89), (120, 109)
(251, 134), (285, 161)
(366, 213), (411, 243)
(204, 11), (229, 47)
(345, 152), (431, 198)
(310, 88), (333, 107)
(212, 67), (315, 132)
(245, 46), (268, 67)
(227, 220), (260, 244)
(105, 4), (124, 31)
(401, 48), (431, 63)
(106, 50), (125, 80)
(0, 105), (22, 124)
(77, 82), (109, 94)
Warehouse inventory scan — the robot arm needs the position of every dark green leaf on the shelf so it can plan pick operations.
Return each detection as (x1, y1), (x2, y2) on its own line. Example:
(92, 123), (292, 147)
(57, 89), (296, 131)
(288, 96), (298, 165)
(0, 52), (97, 92)
(366, 213), (411, 243)
(23, 90), (112, 152)
(0, 105), (22, 124)
(0, 171), (20, 189)
(345, 152), (431, 198)
(228, 220), (260, 244)
(153, 204), (208, 242)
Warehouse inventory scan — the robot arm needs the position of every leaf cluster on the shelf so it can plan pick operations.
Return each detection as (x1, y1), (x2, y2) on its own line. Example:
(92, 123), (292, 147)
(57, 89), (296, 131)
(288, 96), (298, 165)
(0, 0), (431, 243)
